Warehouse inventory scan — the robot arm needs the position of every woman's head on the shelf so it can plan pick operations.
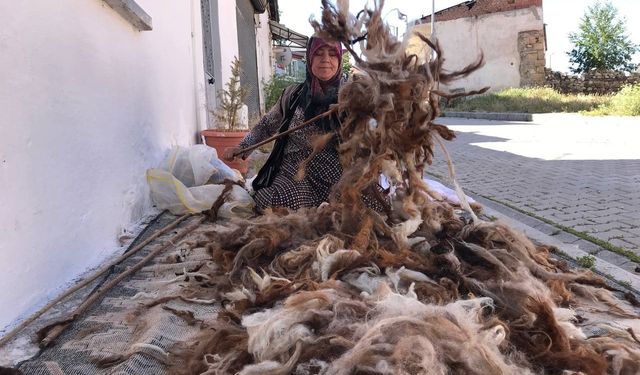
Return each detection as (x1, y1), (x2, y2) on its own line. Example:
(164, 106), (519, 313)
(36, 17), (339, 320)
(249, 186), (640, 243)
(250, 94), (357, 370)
(306, 37), (343, 83)
(302, 37), (344, 128)
(311, 45), (340, 81)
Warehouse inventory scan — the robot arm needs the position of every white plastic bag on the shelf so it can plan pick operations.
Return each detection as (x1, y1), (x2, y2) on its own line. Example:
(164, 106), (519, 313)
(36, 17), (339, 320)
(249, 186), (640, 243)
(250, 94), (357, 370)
(146, 145), (254, 216)
(164, 144), (241, 186)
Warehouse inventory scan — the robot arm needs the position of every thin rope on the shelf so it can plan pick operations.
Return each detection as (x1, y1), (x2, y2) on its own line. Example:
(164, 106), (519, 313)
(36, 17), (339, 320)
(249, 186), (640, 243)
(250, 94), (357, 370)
(434, 133), (480, 223)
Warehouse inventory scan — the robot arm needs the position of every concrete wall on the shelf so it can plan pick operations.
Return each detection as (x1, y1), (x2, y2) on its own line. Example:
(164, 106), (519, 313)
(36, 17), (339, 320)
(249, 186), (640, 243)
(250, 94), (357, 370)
(409, 6), (543, 92)
(0, 0), (206, 331)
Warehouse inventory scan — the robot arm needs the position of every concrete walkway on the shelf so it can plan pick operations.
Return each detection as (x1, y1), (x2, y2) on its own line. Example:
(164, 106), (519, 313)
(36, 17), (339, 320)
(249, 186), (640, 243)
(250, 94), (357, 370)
(430, 114), (640, 271)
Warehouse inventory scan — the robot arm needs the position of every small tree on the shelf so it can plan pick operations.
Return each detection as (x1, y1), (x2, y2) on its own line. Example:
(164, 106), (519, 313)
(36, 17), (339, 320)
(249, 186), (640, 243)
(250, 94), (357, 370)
(568, 1), (638, 74)
(216, 56), (248, 130)
(342, 53), (352, 75)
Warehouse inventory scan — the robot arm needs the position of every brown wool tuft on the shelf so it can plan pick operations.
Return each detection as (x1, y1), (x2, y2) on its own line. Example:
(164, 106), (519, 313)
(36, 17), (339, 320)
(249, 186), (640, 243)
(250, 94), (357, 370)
(91, 2), (640, 374)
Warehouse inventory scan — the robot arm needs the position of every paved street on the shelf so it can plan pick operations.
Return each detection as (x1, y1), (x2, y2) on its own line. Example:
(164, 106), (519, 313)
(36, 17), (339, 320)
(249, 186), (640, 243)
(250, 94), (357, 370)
(430, 114), (640, 263)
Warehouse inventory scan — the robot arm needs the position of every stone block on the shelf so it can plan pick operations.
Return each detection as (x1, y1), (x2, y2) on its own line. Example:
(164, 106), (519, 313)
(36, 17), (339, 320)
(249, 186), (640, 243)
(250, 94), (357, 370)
(573, 239), (603, 254)
(597, 250), (631, 267)
(531, 73), (545, 82)
(549, 230), (580, 244)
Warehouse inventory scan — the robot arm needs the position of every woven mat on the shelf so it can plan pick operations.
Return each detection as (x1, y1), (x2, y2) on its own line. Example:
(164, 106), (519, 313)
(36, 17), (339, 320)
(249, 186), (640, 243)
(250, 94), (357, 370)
(15, 211), (640, 374)
(18, 213), (225, 375)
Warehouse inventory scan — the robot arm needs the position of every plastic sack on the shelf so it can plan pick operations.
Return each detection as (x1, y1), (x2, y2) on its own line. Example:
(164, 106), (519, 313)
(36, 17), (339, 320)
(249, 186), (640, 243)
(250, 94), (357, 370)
(146, 145), (254, 216)
(164, 144), (242, 186)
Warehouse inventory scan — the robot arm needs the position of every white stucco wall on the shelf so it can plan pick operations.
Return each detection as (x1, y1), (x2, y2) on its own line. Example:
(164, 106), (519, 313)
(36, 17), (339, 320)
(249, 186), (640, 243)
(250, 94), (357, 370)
(0, 0), (206, 331)
(409, 6), (543, 92)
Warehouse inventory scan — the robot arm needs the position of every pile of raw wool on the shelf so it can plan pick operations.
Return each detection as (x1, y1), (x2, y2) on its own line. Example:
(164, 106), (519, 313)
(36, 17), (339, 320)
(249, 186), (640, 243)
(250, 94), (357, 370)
(117, 1), (640, 374)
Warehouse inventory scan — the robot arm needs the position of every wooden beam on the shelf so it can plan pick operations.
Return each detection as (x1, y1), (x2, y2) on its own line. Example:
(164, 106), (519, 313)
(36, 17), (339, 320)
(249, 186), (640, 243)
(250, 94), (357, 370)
(103, 0), (152, 31)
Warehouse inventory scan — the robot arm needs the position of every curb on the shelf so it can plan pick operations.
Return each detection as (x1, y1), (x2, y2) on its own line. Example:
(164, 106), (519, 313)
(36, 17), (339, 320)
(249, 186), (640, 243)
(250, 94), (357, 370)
(474, 195), (640, 292)
(442, 111), (533, 122)
(425, 174), (640, 292)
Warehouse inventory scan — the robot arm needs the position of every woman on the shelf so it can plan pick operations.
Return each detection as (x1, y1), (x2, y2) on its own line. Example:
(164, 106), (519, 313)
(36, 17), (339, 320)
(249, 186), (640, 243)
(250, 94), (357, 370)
(224, 36), (346, 211)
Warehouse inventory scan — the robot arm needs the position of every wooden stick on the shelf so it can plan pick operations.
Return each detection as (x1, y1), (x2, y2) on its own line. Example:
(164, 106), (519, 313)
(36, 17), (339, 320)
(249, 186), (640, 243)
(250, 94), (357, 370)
(0, 213), (192, 348)
(39, 215), (206, 347)
(232, 106), (338, 158)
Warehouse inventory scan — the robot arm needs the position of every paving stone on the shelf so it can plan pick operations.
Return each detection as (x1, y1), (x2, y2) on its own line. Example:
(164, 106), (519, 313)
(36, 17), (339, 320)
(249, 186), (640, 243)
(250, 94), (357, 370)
(553, 218), (596, 227)
(589, 207), (627, 217)
(620, 218), (640, 228)
(620, 212), (640, 221)
(430, 116), (640, 256)
(624, 237), (640, 247)
(589, 222), (631, 233)
(598, 229), (634, 241)
(624, 227), (640, 237)
(572, 224), (599, 233)
(588, 214), (624, 224)
(536, 208), (566, 218)
(609, 238), (633, 250)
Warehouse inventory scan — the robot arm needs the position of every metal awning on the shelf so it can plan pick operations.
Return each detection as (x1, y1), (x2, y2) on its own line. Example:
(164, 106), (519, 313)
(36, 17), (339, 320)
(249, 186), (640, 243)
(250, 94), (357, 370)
(250, 0), (268, 13)
(269, 20), (308, 48)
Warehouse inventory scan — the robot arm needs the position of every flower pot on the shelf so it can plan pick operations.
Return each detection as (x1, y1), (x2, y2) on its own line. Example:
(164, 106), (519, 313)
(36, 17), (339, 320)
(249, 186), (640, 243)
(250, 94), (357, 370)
(201, 129), (249, 175)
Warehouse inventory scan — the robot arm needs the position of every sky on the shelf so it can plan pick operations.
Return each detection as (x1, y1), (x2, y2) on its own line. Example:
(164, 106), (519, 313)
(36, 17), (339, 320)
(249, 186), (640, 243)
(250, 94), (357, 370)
(277, 0), (640, 73)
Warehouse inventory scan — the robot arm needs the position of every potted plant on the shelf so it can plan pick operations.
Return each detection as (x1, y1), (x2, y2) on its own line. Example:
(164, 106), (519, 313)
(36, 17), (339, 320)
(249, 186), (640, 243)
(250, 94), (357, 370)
(202, 56), (250, 174)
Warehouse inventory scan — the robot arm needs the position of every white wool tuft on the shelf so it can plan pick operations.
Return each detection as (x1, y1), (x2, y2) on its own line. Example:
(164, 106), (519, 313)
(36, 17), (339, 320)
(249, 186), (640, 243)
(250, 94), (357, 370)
(242, 291), (336, 362)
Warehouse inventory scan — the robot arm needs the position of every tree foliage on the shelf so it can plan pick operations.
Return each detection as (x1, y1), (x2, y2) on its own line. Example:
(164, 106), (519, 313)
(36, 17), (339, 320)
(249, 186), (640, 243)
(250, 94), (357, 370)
(262, 74), (302, 110)
(568, 1), (638, 74)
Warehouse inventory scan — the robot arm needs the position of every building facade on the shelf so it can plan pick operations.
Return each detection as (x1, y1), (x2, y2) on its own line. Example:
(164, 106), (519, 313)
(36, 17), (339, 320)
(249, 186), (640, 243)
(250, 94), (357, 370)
(408, 0), (545, 92)
(0, 0), (276, 331)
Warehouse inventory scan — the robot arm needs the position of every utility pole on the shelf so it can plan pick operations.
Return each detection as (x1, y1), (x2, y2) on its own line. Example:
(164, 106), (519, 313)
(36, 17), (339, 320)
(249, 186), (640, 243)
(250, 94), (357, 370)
(431, 0), (436, 59)
(431, 0), (435, 35)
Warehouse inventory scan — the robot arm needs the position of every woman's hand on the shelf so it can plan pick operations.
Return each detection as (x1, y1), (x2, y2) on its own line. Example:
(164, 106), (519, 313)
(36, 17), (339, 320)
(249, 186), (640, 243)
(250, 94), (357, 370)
(222, 146), (246, 162)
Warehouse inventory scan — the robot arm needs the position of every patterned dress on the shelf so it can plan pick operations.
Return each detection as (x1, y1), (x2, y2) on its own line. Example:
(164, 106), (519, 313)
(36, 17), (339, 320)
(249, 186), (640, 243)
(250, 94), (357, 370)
(239, 101), (342, 210)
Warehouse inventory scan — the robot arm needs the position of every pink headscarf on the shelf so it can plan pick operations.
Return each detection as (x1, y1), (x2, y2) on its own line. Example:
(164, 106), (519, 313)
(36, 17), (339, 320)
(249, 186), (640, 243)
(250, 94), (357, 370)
(306, 36), (344, 97)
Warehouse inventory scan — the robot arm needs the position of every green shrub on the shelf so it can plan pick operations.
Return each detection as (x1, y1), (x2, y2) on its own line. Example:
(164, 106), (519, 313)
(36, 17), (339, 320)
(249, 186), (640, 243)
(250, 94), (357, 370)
(448, 87), (609, 114)
(576, 254), (596, 269)
(586, 84), (640, 116)
(263, 74), (303, 111)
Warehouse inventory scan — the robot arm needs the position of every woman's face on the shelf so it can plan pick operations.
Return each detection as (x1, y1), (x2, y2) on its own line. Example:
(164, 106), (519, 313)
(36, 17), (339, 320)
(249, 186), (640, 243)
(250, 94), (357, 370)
(311, 45), (340, 81)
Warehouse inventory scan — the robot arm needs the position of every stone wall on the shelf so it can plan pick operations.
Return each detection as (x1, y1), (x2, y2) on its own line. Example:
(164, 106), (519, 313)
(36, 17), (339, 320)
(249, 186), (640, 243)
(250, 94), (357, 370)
(518, 30), (545, 86)
(545, 69), (640, 95)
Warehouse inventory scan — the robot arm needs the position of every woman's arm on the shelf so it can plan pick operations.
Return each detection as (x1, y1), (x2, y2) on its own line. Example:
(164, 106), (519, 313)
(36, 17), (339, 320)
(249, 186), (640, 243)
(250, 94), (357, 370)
(237, 101), (284, 152)
(224, 84), (299, 161)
